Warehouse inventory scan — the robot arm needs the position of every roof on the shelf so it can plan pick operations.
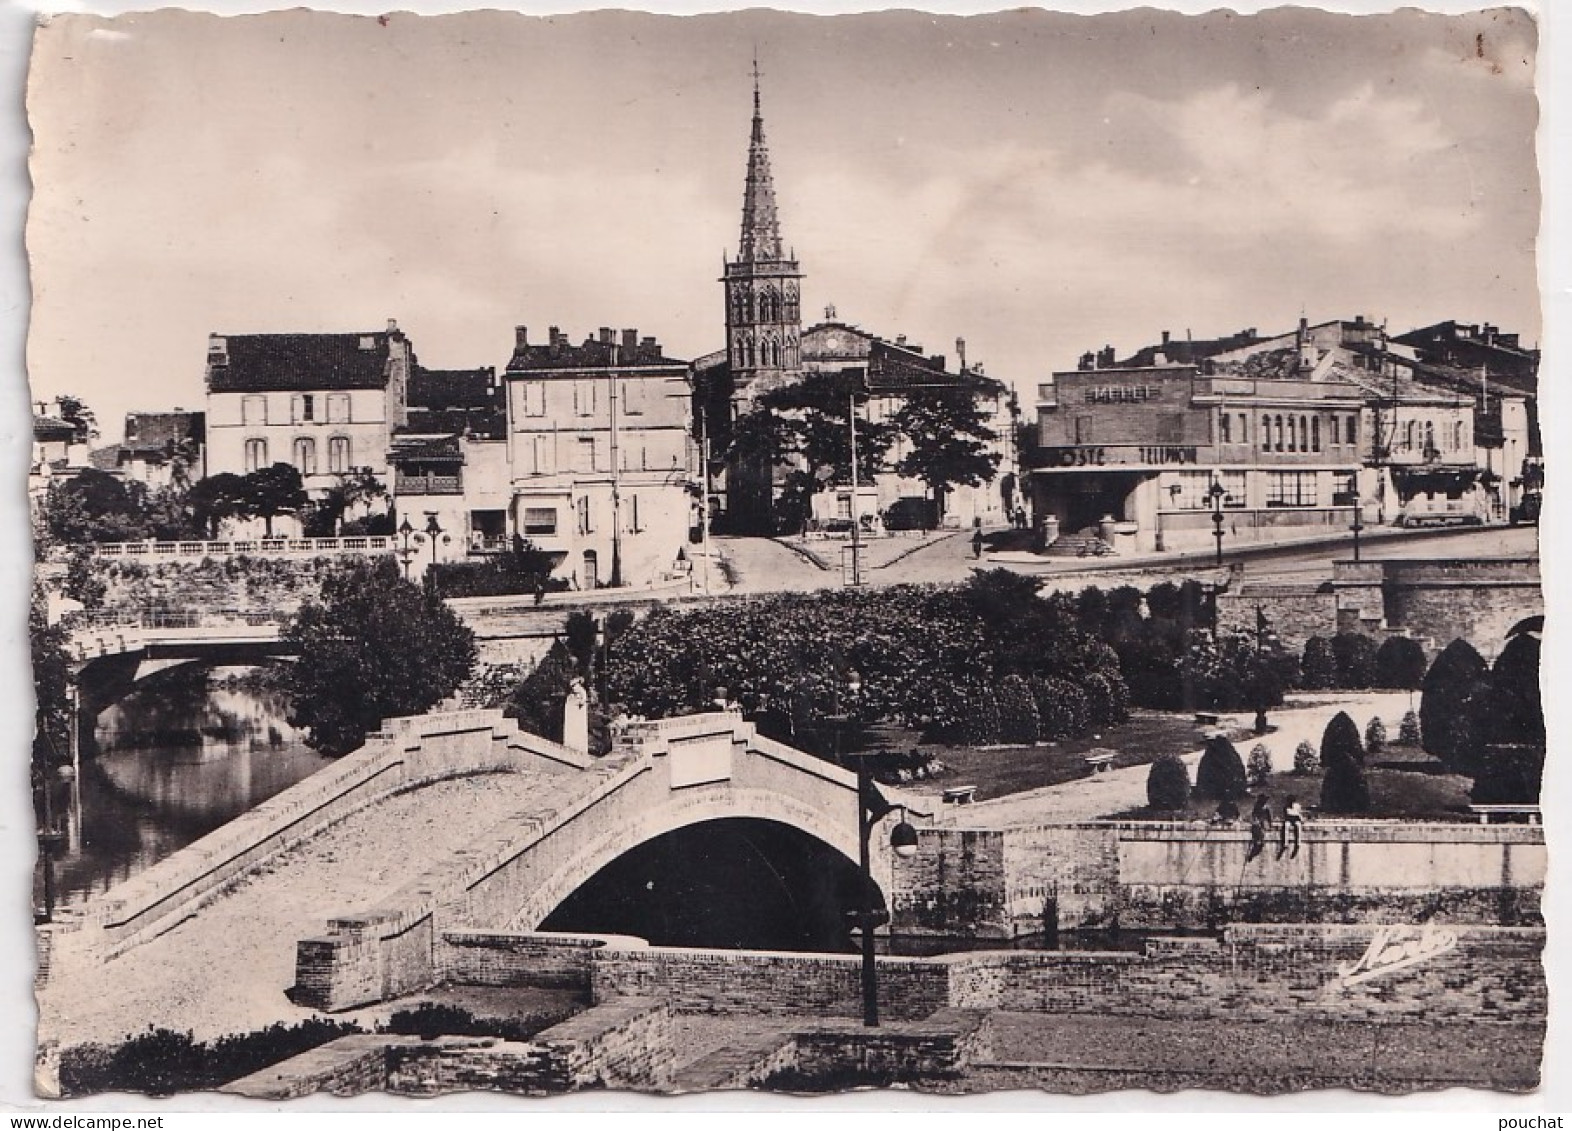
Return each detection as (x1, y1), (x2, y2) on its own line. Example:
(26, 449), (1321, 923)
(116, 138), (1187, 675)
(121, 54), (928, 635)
(87, 445), (123, 471)
(802, 322), (1004, 395)
(506, 329), (684, 373)
(389, 433), (464, 464)
(32, 415), (76, 442)
(206, 332), (403, 393)
(410, 367), (496, 411)
(123, 410), (205, 456)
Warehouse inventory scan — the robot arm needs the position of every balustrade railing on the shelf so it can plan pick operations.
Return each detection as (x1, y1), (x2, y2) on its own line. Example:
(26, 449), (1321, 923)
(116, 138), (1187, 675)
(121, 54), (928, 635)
(89, 536), (395, 560)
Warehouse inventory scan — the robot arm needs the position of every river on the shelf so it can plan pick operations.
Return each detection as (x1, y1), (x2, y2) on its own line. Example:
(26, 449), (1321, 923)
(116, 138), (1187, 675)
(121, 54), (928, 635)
(36, 665), (332, 913)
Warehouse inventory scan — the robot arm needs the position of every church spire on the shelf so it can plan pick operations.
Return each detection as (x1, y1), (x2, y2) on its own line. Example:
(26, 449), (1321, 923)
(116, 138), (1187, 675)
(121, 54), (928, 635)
(738, 58), (784, 264)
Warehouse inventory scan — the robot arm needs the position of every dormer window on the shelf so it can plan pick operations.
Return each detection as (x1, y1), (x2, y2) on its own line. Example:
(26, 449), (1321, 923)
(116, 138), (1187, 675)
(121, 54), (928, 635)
(359, 336), (376, 351)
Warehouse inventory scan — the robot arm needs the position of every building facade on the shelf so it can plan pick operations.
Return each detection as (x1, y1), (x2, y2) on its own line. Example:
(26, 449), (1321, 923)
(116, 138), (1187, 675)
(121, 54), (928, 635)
(1029, 364), (1366, 554)
(504, 325), (695, 589)
(205, 323), (413, 526)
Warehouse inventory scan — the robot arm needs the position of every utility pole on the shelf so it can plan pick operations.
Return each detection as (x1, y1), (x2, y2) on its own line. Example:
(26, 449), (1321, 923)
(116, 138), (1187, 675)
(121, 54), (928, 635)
(608, 353), (624, 588)
(848, 390), (863, 587)
(699, 418), (712, 596)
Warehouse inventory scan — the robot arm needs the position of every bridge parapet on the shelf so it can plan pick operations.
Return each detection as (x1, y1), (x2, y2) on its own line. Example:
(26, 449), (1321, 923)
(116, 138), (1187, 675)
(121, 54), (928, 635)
(292, 712), (932, 1012)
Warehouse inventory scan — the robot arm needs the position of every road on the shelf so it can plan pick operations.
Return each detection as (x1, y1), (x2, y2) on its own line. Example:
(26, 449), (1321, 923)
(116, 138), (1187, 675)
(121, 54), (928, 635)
(714, 523), (1538, 594)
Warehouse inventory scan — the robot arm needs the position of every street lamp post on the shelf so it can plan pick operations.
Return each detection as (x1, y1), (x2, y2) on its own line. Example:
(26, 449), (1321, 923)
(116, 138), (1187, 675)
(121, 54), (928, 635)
(1253, 604), (1277, 735)
(832, 670), (920, 1027)
(1349, 497), (1365, 562)
(424, 513), (446, 575)
(1207, 476), (1229, 567)
(396, 516), (418, 580)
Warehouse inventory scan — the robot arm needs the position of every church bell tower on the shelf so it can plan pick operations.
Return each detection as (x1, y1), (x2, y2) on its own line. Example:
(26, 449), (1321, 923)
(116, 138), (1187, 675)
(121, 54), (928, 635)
(723, 64), (803, 404)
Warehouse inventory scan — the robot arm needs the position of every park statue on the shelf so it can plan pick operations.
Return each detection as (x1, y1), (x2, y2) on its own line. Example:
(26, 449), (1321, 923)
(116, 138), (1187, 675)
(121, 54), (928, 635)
(562, 677), (590, 755)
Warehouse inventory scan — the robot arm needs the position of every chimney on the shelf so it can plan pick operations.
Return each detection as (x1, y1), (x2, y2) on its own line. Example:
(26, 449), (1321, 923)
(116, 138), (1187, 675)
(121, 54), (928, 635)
(549, 326), (562, 348)
(622, 329), (638, 355)
(1161, 330), (1171, 346)
(387, 318), (400, 335)
(956, 337), (967, 371)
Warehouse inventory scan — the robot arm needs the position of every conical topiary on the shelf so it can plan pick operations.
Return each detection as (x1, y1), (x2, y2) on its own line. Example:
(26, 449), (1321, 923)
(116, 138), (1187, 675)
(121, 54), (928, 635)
(1147, 754), (1191, 811)
(1194, 734), (1248, 801)
(1319, 711), (1370, 813)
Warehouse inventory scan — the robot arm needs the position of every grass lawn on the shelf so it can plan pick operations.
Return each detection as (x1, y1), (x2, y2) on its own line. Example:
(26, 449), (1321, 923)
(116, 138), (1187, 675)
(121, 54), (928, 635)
(856, 711), (1233, 804)
(1107, 742), (1478, 822)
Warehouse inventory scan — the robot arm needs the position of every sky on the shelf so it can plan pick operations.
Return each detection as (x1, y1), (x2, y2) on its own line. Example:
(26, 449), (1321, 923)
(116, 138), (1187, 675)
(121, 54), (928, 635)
(23, 5), (1541, 442)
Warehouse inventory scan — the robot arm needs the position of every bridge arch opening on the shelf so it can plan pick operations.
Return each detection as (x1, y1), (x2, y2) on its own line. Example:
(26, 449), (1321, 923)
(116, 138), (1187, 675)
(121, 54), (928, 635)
(538, 817), (879, 953)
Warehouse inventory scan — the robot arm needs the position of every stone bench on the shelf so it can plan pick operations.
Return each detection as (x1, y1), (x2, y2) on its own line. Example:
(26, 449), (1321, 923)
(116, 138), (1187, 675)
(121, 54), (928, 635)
(1083, 753), (1116, 774)
(1467, 804), (1541, 825)
(942, 785), (977, 805)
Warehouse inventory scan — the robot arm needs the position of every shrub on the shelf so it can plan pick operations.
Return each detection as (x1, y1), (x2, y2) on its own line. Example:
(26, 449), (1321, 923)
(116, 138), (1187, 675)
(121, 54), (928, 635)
(1398, 709), (1422, 746)
(1300, 636), (1338, 690)
(58, 1019), (363, 1098)
(1292, 739), (1319, 775)
(385, 1002), (568, 1043)
(1319, 711), (1370, 814)
(963, 686), (1002, 747)
(1331, 633), (1378, 690)
(1146, 754), (1191, 810)
(1247, 743), (1273, 787)
(1364, 716), (1387, 754)
(1194, 735), (1248, 801)
(996, 675), (1041, 745)
(1373, 636), (1428, 690)
(1031, 676), (1091, 740)
(1420, 639), (1492, 774)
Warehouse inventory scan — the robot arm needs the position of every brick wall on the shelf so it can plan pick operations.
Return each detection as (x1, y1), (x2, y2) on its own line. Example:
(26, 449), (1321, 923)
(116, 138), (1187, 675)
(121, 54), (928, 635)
(1217, 585), (1338, 652)
(588, 947), (950, 1022)
(947, 924), (1546, 1026)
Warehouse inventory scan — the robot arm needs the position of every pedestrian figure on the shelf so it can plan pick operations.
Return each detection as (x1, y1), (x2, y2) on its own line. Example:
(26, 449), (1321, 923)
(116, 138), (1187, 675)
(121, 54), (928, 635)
(1014, 504), (1028, 530)
(1212, 797), (1241, 826)
(972, 529), (984, 559)
(1280, 795), (1304, 858)
(1246, 794), (1273, 862)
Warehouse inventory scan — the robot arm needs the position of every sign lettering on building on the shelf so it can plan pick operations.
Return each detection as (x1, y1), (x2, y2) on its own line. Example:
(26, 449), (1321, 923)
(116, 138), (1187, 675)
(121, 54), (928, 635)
(1040, 446), (1198, 468)
(1084, 385), (1161, 404)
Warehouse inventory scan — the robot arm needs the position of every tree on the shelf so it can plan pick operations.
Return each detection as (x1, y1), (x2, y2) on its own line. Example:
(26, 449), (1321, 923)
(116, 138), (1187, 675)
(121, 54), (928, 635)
(1146, 754), (1191, 811)
(1364, 716), (1387, 754)
(889, 380), (1002, 527)
(54, 393), (98, 441)
(1373, 636), (1427, 690)
(303, 468), (387, 538)
(1318, 711), (1370, 814)
(280, 557), (476, 755)
(241, 463), (308, 537)
(1420, 639), (1492, 775)
(41, 468), (152, 544)
(1292, 740), (1319, 775)
(1194, 735), (1248, 801)
(727, 370), (896, 534)
(188, 472), (252, 539)
(1300, 637), (1338, 690)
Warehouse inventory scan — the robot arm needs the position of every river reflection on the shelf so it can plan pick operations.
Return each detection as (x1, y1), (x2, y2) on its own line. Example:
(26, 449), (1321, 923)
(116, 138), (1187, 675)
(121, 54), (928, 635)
(37, 665), (331, 912)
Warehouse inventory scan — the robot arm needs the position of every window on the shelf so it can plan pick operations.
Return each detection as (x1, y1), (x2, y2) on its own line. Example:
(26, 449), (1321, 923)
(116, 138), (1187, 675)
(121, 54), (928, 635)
(1300, 416), (1309, 452)
(1219, 413), (1231, 444)
(1345, 416), (1357, 446)
(621, 379), (646, 416)
(629, 492), (641, 532)
(1404, 420), (1417, 450)
(244, 437), (268, 473)
(1171, 470), (1245, 510)
(528, 434), (555, 474)
(523, 507), (557, 536)
(574, 437), (597, 472)
(1286, 416), (1296, 453)
(328, 435), (350, 474)
(574, 380), (597, 417)
(523, 382), (546, 418)
(293, 437), (316, 476)
(1424, 421), (1436, 454)
(1261, 414), (1271, 452)
(1274, 415), (1285, 452)
(1267, 471), (1318, 507)
(1238, 413), (1248, 444)
(327, 394), (350, 424)
(242, 396), (267, 426)
(576, 496), (593, 534)
(1311, 417), (1321, 453)
(291, 394), (315, 424)
(1454, 421), (1466, 451)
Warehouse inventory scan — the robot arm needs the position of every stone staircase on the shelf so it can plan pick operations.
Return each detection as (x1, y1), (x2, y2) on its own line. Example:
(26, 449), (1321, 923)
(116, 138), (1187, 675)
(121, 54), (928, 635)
(1041, 530), (1116, 559)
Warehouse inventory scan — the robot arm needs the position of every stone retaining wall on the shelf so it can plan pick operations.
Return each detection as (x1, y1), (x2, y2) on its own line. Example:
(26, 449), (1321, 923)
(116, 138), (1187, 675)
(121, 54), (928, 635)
(894, 820), (1545, 936)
